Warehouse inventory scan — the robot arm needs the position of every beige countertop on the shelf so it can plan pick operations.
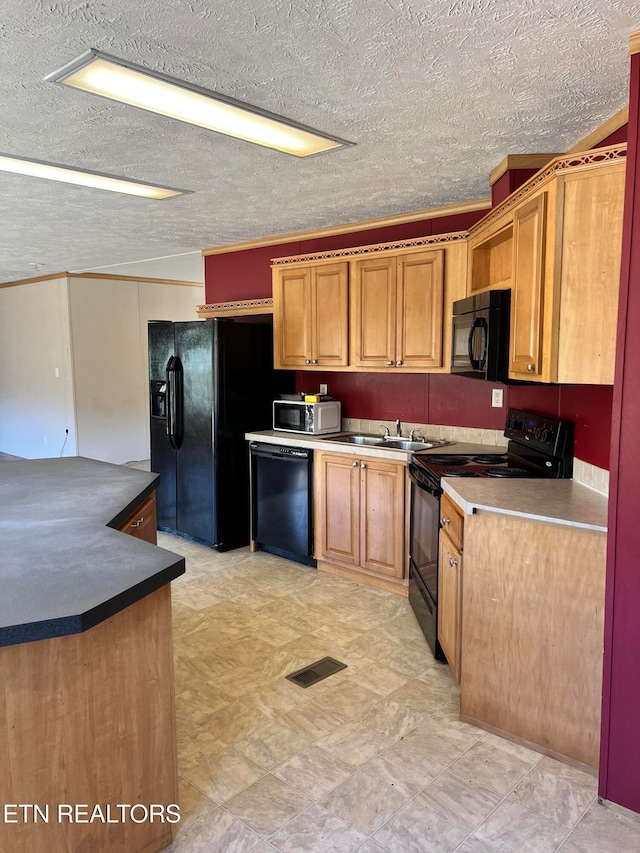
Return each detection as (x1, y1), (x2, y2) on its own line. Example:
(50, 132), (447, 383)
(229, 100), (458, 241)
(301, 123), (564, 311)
(245, 430), (507, 463)
(247, 430), (607, 531)
(442, 477), (608, 532)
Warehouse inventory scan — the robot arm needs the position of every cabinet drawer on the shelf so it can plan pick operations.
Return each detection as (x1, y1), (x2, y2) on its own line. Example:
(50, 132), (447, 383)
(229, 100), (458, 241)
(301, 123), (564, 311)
(440, 492), (464, 550)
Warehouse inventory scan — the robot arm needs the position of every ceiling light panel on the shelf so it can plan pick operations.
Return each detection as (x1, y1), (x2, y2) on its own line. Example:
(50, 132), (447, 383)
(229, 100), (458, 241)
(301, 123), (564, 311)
(45, 50), (352, 157)
(0, 153), (186, 199)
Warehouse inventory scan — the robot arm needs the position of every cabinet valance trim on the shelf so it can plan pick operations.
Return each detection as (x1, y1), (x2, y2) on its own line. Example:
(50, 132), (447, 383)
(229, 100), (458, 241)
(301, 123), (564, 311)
(271, 231), (468, 267)
(470, 145), (627, 237)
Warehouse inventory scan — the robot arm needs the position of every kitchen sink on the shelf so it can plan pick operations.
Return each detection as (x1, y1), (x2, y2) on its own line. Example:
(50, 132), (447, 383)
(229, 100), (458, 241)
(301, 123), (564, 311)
(325, 434), (452, 451)
(326, 434), (386, 446)
(380, 439), (443, 451)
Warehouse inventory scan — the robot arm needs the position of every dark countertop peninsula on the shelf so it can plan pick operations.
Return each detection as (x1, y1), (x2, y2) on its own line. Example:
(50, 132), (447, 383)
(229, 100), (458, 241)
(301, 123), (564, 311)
(0, 456), (185, 647)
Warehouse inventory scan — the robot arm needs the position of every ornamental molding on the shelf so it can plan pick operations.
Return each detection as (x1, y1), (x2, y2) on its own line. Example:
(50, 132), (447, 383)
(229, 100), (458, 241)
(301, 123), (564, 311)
(197, 297), (273, 318)
(271, 230), (468, 266)
(470, 144), (627, 236)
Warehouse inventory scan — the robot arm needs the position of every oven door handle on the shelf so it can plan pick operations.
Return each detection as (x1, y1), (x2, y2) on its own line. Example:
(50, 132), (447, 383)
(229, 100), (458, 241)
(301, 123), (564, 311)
(468, 317), (488, 370)
(408, 464), (441, 496)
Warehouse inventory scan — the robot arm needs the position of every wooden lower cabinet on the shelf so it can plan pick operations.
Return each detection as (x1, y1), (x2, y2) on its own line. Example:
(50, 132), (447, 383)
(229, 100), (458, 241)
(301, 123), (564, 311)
(119, 492), (157, 544)
(438, 492), (465, 681)
(438, 529), (462, 681)
(315, 451), (407, 594)
(460, 511), (606, 769)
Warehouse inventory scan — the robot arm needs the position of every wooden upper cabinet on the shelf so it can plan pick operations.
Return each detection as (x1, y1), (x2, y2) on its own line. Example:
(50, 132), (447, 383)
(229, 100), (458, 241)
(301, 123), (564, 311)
(397, 250), (444, 368)
(273, 267), (311, 368)
(350, 256), (397, 367)
(510, 193), (547, 379)
(310, 263), (349, 366)
(555, 166), (625, 385)
(466, 148), (626, 384)
(273, 263), (347, 368)
(351, 249), (444, 369)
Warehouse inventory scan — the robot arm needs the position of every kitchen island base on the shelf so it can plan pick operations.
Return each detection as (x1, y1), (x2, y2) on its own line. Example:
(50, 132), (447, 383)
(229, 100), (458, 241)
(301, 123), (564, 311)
(0, 585), (178, 853)
(460, 511), (606, 770)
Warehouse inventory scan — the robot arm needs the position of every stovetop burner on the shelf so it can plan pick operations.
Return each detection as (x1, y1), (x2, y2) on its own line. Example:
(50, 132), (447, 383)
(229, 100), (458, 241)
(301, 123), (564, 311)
(484, 467), (533, 478)
(472, 454), (508, 464)
(424, 455), (469, 466)
(441, 469), (481, 477)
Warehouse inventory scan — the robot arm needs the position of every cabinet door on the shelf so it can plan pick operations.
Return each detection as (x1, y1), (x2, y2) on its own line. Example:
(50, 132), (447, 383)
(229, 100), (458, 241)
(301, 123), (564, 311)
(359, 459), (405, 579)
(120, 493), (157, 545)
(317, 453), (360, 567)
(438, 529), (461, 681)
(396, 250), (444, 368)
(510, 193), (547, 379)
(273, 267), (311, 367)
(350, 257), (396, 368)
(310, 263), (349, 366)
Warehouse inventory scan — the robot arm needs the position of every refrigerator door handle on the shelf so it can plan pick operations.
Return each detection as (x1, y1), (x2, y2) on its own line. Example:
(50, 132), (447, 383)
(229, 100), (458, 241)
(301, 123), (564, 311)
(166, 356), (184, 449)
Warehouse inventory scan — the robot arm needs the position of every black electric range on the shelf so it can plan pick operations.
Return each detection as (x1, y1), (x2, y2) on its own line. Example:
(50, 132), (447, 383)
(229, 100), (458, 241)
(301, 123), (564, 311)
(407, 408), (574, 663)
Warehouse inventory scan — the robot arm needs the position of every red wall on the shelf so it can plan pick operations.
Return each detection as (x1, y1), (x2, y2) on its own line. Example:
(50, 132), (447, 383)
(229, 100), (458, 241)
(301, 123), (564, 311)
(599, 63), (640, 813)
(204, 176), (615, 469)
(491, 168), (541, 207)
(204, 210), (485, 303)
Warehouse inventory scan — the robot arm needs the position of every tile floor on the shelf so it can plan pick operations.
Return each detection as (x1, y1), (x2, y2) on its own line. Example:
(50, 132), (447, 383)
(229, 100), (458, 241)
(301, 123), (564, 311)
(159, 534), (639, 853)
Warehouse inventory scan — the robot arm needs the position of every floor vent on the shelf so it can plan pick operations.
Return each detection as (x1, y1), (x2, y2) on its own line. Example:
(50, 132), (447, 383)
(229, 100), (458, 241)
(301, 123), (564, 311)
(285, 657), (347, 688)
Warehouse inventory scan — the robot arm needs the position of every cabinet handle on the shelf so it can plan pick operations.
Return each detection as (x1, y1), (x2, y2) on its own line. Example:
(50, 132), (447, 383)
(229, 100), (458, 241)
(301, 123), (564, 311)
(305, 359), (311, 365)
(396, 360), (402, 366)
(449, 556), (458, 567)
(360, 462), (366, 469)
(352, 461), (358, 467)
(386, 361), (393, 366)
(527, 363), (535, 372)
(311, 359), (318, 364)
(441, 516), (450, 525)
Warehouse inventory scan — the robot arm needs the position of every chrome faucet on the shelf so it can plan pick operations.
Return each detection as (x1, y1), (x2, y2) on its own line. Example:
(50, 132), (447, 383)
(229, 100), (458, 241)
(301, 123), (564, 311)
(379, 424), (391, 438)
(395, 419), (402, 437)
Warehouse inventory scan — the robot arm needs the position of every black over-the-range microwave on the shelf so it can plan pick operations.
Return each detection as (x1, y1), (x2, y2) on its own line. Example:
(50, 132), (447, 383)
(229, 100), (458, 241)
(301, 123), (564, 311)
(450, 289), (511, 382)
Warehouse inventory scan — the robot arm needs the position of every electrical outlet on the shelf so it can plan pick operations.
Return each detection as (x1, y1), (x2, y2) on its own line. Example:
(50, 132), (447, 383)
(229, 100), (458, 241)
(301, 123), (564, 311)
(54, 367), (59, 378)
(491, 388), (504, 408)
(319, 383), (328, 395)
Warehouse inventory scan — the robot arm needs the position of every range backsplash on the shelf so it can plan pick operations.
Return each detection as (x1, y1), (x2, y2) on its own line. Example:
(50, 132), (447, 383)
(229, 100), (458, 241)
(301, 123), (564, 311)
(298, 371), (613, 471)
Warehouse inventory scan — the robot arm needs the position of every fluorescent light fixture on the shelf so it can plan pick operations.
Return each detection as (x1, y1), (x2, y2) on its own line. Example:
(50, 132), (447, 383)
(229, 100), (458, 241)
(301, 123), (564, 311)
(45, 49), (353, 158)
(0, 153), (187, 199)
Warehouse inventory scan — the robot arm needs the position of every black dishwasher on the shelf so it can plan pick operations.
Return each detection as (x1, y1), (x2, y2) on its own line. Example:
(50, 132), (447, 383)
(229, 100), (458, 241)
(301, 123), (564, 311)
(250, 442), (316, 567)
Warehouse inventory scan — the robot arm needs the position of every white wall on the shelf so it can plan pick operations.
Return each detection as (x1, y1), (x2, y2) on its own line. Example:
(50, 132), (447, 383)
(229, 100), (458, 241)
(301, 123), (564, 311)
(0, 278), (77, 458)
(76, 251), (203, 283)
(69, 277), (203, 464)
(69, 278), (147, 465)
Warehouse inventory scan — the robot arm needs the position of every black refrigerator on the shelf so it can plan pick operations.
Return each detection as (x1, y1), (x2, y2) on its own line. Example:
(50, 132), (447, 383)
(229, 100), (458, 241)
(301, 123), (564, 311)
(148, 318), (294, 551)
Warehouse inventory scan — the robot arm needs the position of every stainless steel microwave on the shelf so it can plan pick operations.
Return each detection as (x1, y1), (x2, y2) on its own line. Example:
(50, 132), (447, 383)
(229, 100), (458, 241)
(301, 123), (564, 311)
(451, 290), (511, 381)
(273, 400), (342, 434)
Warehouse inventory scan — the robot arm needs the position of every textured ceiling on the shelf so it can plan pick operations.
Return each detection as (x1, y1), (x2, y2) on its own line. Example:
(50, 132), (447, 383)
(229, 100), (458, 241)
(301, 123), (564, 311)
(0, 0), (638, 283)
